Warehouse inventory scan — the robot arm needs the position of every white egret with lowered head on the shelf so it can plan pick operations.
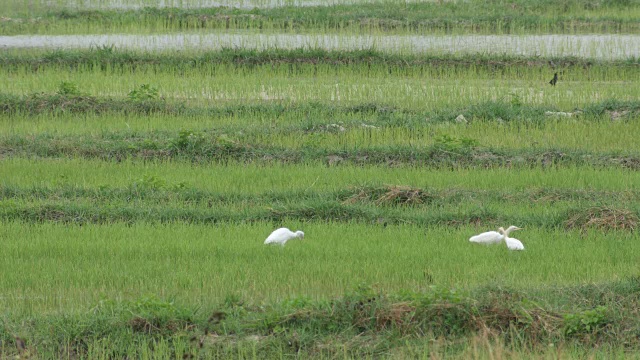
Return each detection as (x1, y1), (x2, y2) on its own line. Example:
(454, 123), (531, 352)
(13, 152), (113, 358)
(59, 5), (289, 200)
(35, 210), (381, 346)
(469, 230), (504, 245)
(264, 227), (305, 246)
(499, 226), (524, 250)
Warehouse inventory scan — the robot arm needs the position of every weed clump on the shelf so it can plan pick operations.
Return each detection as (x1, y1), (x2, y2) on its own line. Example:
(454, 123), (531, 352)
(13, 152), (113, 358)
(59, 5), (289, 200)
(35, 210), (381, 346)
(564, 306), (609, 338)
(56, 81), (83, 96)
(343, 185), (433, 206)
(3, 281), (640, 357)
(94, 296), (197, 336)
(565, 206), (638, 232)
(128, 84), (159, 102)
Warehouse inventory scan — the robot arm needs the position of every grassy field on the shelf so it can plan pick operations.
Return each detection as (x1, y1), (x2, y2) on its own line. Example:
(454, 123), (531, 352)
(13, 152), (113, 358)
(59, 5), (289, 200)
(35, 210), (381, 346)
(3, 221), (636, 311)
(1, 1), (640, 358)
(3, 63), (639, 107)
(2, 0), (640, 34)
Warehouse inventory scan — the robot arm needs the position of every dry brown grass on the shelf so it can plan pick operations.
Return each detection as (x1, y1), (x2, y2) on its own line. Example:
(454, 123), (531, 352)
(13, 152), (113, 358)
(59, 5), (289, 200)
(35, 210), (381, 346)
(344, 185), (432, 206)
(473, 305), (562, 345)
(565, 206), (638, 232)
(374, 302), (416, 331)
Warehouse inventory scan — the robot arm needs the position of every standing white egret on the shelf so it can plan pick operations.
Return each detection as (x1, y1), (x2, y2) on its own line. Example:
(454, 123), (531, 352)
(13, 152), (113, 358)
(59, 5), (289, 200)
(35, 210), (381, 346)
(499, 226), (524, 251)
(264, 228), (305, 246)
(469, 230), (504, 245)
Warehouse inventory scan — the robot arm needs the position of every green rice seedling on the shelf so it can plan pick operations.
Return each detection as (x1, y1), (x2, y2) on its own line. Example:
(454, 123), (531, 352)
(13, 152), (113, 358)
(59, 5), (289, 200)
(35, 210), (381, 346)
(0, 220), (638, 315)
(4, 130), (640, 169)
(3, 158), (640, 193)
(2, 48), (638, 76)
(2, 0), (640, 35)
(0, 186), (612, 227)
(1, 61), (638, 109)
(226, 120), (640, 154)
(3, 184), (640, 215)
(0, 5), (639, 356)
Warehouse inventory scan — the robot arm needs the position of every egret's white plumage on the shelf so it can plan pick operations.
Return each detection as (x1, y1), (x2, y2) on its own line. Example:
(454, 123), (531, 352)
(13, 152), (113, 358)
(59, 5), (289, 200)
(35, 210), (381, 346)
(469, 230), (503, 245)
(264, 228), (304, 246)
(499, 226), (524, 251)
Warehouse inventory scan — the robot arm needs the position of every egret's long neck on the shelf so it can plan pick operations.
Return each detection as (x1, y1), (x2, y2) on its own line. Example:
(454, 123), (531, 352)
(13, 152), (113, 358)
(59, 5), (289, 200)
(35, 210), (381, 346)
(499, 228), (509, 248)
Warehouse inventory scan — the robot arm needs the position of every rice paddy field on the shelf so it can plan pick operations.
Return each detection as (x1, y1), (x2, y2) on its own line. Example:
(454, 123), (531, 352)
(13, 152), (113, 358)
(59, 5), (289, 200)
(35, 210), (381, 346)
(1, 0), (640, 358)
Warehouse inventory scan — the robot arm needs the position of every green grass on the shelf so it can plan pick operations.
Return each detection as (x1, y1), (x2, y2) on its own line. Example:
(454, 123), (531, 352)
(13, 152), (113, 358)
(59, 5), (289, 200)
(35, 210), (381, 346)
(3, 48), (639, 71)
(2, 60), (638, 109)
(1, 220), (640, 357)
(1, 220), (638, 313)
(2, 184), (639, 231)
(4, 184), (640, 208)
(4, 130), (640, 169)
(3, 115), (640, 154)
(1, 158), (639, 231)
(0, 69), (640, 109)
(2, 4), (640, 357)
(2, 273), (640, 358)
(2, 0), (640, 34)
(3, 158), (640, 193)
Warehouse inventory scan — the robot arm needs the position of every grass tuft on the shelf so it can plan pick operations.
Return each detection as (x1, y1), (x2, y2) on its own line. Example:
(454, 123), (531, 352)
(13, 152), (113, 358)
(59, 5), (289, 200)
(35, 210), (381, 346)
(565, 206), (639, 232)
(343, 185), (433, 206)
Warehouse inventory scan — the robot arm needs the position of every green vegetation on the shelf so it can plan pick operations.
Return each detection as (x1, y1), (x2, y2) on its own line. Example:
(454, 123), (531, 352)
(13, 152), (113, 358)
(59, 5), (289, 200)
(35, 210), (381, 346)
(1, 265), (640, 358)
(3, 178), (640, 229)
(3, 0), (640, 34)
(2, 50), (638, 110)
(3, 48), (639, 69)
(4, 48), (639, 75)
(3, 220), (637, 309)
(5, 158), (640, 192)
(1, 1), (640, 357)
(1, 216), (639, 357)
(5, 129), (640, 168)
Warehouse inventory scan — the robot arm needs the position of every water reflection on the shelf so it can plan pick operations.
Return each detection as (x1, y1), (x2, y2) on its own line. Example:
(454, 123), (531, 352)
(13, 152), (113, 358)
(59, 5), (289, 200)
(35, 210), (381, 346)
(1, 33), (638, 59)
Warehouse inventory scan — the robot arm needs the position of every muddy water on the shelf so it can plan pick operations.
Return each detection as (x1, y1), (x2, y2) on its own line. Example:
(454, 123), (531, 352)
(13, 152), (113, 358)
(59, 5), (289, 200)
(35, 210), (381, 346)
(1, 33), (638, 59)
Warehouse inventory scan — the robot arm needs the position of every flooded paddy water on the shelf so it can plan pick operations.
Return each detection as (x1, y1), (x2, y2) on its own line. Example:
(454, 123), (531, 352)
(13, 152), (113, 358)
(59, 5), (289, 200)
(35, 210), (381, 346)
(1, 33), (639, 59)
(10, 0), (433, 11)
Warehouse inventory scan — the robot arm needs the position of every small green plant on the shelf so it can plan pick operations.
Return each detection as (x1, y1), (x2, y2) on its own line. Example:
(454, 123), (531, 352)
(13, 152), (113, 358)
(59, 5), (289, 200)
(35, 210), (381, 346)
(434, 134), (478, 153)
(401, 285), (465, 306)
(223, 293), (244, 309)
(132, 174), (166, 191)
(132, 295), (179, 316)
(91, 295), (180, 317)
(302, 133), (327, 148)
(93, 295), (194, 336)
(129, 175), (187, 192)
(140, 139), (158, 150)
(215, 134), (237, 147)
(169, 130), (206, 151)
(564, 306), (608, 336)
(128, 84), (159, 101)
(170, 181), (188, 191)
(56, 81), (82, 96)
(509, 93), (523, 107)
(91, 43), (116, 55)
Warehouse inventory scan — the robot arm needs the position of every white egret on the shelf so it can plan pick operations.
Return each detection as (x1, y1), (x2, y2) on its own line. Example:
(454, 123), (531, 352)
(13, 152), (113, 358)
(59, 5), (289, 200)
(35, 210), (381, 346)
(264, 228), (304, 246)
(469, 230), (503, 245)
(499, 226), (524, 251)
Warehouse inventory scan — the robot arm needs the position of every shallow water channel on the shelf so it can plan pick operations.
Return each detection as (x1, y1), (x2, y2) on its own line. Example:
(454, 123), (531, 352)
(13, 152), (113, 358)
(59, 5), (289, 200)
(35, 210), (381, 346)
(28, 0), (437, 10)
(1, 33), (638, 59)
